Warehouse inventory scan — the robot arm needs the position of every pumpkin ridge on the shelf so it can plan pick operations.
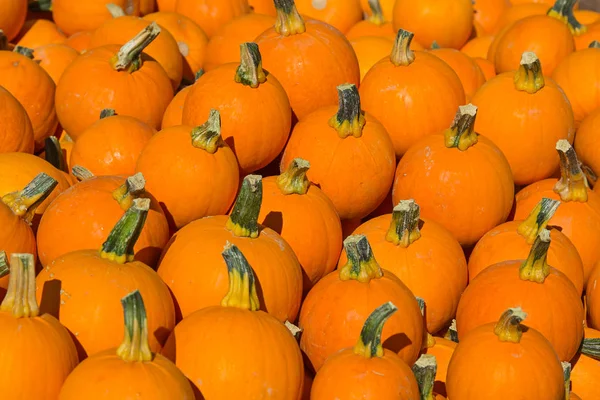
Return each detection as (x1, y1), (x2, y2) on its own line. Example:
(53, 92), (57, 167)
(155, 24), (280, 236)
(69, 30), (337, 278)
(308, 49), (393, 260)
(234, 43), (267, 88)
(444, 104), (479, 151)
(110, 22), (161, 72)
(1, 172), (58, 223)
(220, 242), (261, 311)
(555, 140), (589, 202)
(517, 197), (561, 244)
(274, 0), (306, 36)
(116, 290), (153, 362)
(226, 175), (263, 238)
(190, 109), (225, 154)
(328, 83), (366, 138)
(494, 307), (528, 343)
(100, 198), (151, 263)
(514, 52), (545, 94)
(519, 229), (552, 283)
(353, 301), (397, 358)
(277, 158), (311, 195)
(385, 199), (422, 247)
(547, 0), (585, 35)
(390, 29), (416, 66)
(0, 254), (38, 318)
(339, 235), (384, 282)
(412, 354), (437, 400)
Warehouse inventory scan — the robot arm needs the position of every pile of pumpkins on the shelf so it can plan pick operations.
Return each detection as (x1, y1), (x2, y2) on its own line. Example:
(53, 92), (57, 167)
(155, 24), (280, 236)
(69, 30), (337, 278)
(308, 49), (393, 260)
(1, 0), (600, 398)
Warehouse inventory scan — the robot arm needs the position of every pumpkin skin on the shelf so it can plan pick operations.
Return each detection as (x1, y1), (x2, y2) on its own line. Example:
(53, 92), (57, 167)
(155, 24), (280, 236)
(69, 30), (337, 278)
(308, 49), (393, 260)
(493, 3), (548, 34)
(36, 175), (170, 268)
(294, 0), (363, 34)
(570, 328), (600, 400)
(249, 0), (276, 15)
(473, 0), (510, 35)
(0, 50), (58, 152)
(473, 57), (496, 80)
(16, 19), (67, 49)
(157, 0), (176, 12)
(0, 86), (34, 154)
(460, 35), (494, 59)
(392, 105), (515, 246)
(161, 85), (192, 129)
(585, 263), (600, 330)
(204, 13), (275, 71)
(143, 11), (209, 82)
(64, 31), (93, 53)
(392, 0), (474, 49)
(575, 109), (600, 177)
(256, 3), (360, 120)
(56, 28), (174, 139)
(175, 0), (250, 37)
(573, 23), (600, 51)
(360, 30), (466, 157)
(52, 0), (141, 36)
(430, 47), (486, 101)
(70, 113), (156, 177)
(350, 36), (394, 82)
(422, 337), (456, 397)
(33, 44), (79, 84)
(574, 10), (600, 25)
(0, 0), (27, 41)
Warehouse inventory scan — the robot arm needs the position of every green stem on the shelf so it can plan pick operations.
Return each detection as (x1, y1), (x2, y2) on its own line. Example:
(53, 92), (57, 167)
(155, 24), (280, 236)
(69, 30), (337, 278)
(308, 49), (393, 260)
(277, 158), (311, 195)
(517, 198), (560, 245)
(220, 242), (261, 311)
(0, 254), (38, 318)
(581, 337), (600, 359)
(112, 173), (146, 211)
(44, 136), (68, 173)
(547, 0), (584, 35)
(14, 46), (34, 59)
(226, 175), (263, 238)
(562, 361), (572, 400)
(1, 172), (58, 223)
(386, 200), (421, 247)
(274, 0), (306, 36)
(328, 84), (366, 139)
(191, 109), (224, 154)
(29, 0), (53, 12)
(390, 29), (416, 67)
(590, 41), (600, 49)
(339, 235), (383, 283)
(430, 40), (440, 49)
(445, 319), (459, 343)
(353, 302), (397, 358)
(71, 165), (95, 181)
(555, 140), (589, 202)
(100, 198), (150, 264)
(0, 251), (8, 279)
(444, 104), (479, 151)
(116, 290), (153, 362)
(367, 0), (385, 25)
(412, 354), (437, 400)
(514, 52), (545, 94)
(111, 22), (161, 72)
(519, 229), (551, 283)
(100, 109), (117, 119)
(235, 43), (267, 88)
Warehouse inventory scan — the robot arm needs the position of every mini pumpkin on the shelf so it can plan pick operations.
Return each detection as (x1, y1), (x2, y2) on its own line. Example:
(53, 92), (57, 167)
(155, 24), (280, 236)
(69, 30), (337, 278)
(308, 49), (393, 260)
(161, 71), (202, 129)
(430, 45), (486, 101)
(473, 57), (496, 80)
(63, 30), (93, 53)
(33, 43), (79, 84)
(460, 35), (494, 59)
(16, 19), (66, 49)
(346, 0), (396, 40)
(570, 328), (600, 399)
(294, 0), (363, 34)
(493, 2), (548, 34)
(350, 36), (395, 82)
(0, 86), (34, 154)
(575, 107), (600, 177)
(473, 0), (511, 34)
(175, 0), (250, 37)
(0, 0), (27, 41)
(52, 0), (140, 36)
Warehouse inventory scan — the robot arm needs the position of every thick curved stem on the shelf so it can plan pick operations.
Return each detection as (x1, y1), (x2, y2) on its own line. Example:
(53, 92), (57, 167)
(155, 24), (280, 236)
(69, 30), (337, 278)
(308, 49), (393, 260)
(221, 242), (261, 311)
(412, 354), (437, 400)
(235, 43), (267, 88)
(328, 84), (366, 139)
(494, 307), (527, 343)
(390, 29), (416, 67)
(116, 290), (153, 362)
(0, 254), (38, 318)
(517, 198), (560, 245)
(519, 229), (551, 283)
(71, 165), (95, 181)
(340, 235), (383, 283)
(514, 52), (545, 94)
(112, 173), (146, 211)
(555, 140), (589, 202)
(548, 0), (585, 35)
(226, 175), (263, 238)
(274, 0), (306, 36)
(277, 158), (311, 195)
(191, 109), (224, 154)
(1, 172), (58, 223)
(581, 337), (600, 359)
(353, 302), (397, 358)
(444, 104), (479, 151)
(386, 200), (421, 247)
(111, 22), (161, 72)
(100, 198), (150, 264)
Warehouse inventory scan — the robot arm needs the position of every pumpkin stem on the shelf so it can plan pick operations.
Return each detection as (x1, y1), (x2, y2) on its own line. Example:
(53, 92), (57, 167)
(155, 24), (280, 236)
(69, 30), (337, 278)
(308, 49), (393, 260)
(412, 354), (437, 400)
(106, 3), (126, 17)
(514, 52), (545, 94)
(71, 165), (95, 181)
(445, 319), (459, 343)
(555, 140), (589, 202)
(116, 290), (153, 362)
(444, 104), (479, 151)
(112, 172), (147, 211)
(277, 158), (311, 195)
(44, 136), (68, 173)
(390, 29), (416, 67)
(1, 172), (58, 224)
(581, 337), (600, 359)
(590, 41), (600, 48)
(494, 307), (527, 343)
(386, 200), (422, 247)
(328, 83), (366, 139)
(547, 0), (585, 35)
(191, 109), (225, 154)
(226, 175), (263, 238)
(0, 251), (8, 279)
(519, 229), (551, 283)
(100, 198), (150, 263)
(100, 109), (117, 119)
(285, 320), (302, 339)
(339, 235), (384, 283)
(111, 22), (161, 72)
(517, 198), (560, 245)
(29, 0), (53, 11)
(0, 254), (39, 318)
(235, 43), (267, 88)
(417, 297), (436, 349)
(353, 302), (397, 358)
(14, 46), (34, 59)
(220, 242), (261, 311)
(562, 361), (572, 400)
(430, 40), (440, 49)
(367, 0), (385, 25)
(274, 0), (306, 36)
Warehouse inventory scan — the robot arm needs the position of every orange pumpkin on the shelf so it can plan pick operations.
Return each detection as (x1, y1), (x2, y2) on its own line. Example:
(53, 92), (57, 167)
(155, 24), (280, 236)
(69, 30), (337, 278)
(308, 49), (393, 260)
(182, 43), (291, 174)
(473, 0), (511, 34)
(256, 0), (360, 120)
(493, 3), (548, 34)
(64, 30), (93, 53)
(203, 12), (275, 71)
(311, 302), (421, 399)
(350, 36), (394, 82)
(575, 108), (600, 178)
(162, 242), (304, 397)
(448, 308), (564, 399)
(571, 328), (600, 399)
(33, 43), (78, 84)
(143, 11), (208, 82)
(58, 291), (195, 399)
(161, 82), (194, 129)
(157, 175), (303, 321)
(259, 158), (343, 293)
(294, 0), (363, 34)
(469, 197), (584, 293)
(460, 35), (494, 59)
(574, 10), (600, 25)
(392, 104), (514, 246)
(299, 235), (424, 372)
(457, 229), (585, 361)
(0, 0), (27, 41)
(69, 110), (156, 177)
(52, 0), (140, 36)
(514, 140), (600, 281)
(0, 86), (34, 154)
(36, 198), (176, 360)
(422, 336), (457, 397)
(430, 46), (486, 101)
(346, 0), (396, 40)
(249, 0), (276, 15)
(338, 200), (467, 334)
(56, 23), (174, 139)
(157, 0), (176, 12)
(473, 57), (496, 80)
(136, 110), (239, 229)
(584, 262), (600, 330)
(360, 30), (465, 157)
(392, 0), (474, 49)
(0, 253), (78, 398)
(571, 21), (600, 51)
(16, 19), (66, 49)
(281, 84), (395, 220)
(175, 0), (250, 37)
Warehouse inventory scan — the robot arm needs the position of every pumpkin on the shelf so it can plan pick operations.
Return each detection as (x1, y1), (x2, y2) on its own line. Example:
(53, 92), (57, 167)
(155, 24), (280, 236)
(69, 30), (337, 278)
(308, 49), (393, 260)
(294, 0), (363, 34)
(583, 261), (600, 330)
(338, 200), (467, 334)
(575, 108), (600, 178)
(36, 198), (176, 359)
(360, 30), (465, 157)
(56, 23), (174, 139)
(136, 110), (240, 229)
(471, 52), (575, 185)
(299, 235), (424, 372)
(52, 0), (140, 36)
(473, 57), (496, 80)
(255, 0), (360, 120)
(513, 140), (600, 281)
(157, 0), (176, 12)
(473, 0), (511, 35)
(161, 73), (198, 129)
(69, 109), (156, 176)
(0, 47), (57, 151)
(311, 302), (421, 399)
(157, 175), (303, 321)
(175, 0), (250, 37)
(16, 19), (66, 49)
(350, 36), (394, 82)
(570, 328), (600, 399)
(0, 253), (79, 398)
(281, 84), (395, 220)
(572, 22), (600, 50)
(162, 242), (304, 397)
(469, 197), (584, 293)
(182, 43), (291, 174)
(552, 41), (600, 126)
(392, 104), (514, 246)
(493, 3), (548, 34)
(430, 45), (486, 101)
(447, 308), (564, 399)
(259, 158), (343, 293)
(143, 11), (208, 82)
(39, 133), (75, 177)
(0, 0), (27, 41)
(33, 43), (79, 84)
(36, 173), (170, 268)
(460, 35), (494, 59)
(89, 9), (183, 89)
(456, 229), (585, 361)
(346, 0), (395, 40)
(0, 86), (34, 154)
(422, 336), (457, 397)
(574, 10), (600, 25)
(203, 12), (275, 71)
(58, 291), (195, 399)
(392, 0), (474, 49)
(64, 30), (93, 53)
(249, 0), (276, 15)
